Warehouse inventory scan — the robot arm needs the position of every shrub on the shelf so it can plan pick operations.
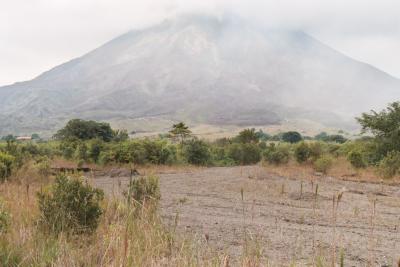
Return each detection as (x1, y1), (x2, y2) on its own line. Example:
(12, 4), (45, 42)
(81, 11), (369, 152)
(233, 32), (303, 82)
(263, 144), (290, 165)
(125, 175), (160, 206)
(37, 175), (104, 235)
(313, 155), (333, 174)
(35, 156), (51, 178)
(347, 151), (366, 169)
(227, 143), (261, 165)
(74, 142), (88, 162)
(142, 140), (176, 164)
(378, 151), (400, 179)
(309, 142), (323, 162)
(0, 200), (10, 234)
(88, 139), (104, 163)
(183, 139), (210, 166)
(294, 142), (311, 163)
(0, 152), (14, 182)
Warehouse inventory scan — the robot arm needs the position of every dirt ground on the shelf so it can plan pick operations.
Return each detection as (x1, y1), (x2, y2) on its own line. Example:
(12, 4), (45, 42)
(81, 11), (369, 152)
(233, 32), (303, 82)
(91, 166), (400, 266)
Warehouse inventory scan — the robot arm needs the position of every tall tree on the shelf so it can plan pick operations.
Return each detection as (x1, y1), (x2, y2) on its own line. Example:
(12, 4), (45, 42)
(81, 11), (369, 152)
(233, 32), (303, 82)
(169, 122), (191, 144)
(357, 101), (400, 155)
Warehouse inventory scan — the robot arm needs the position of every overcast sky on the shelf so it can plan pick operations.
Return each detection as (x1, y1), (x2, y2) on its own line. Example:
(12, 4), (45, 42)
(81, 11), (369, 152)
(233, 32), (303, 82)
(1, 0), (400, 86)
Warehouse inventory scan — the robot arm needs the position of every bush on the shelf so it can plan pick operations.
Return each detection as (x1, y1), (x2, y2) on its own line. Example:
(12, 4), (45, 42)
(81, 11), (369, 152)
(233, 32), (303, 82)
(183, 139), (210, 166)
(37, 175), (104, 235)
(378, 151), (400, 179)
(0, 152), (14, 182)
(313, 155), (333, 174)
(294, 142), (311, 163)
(309, 142), (323, 162)
(0, 200), (10, 234)
(125, 175), (160, 206)
(35, 156), (51, 177)
(263, 144), (290, 165)
(227, 143), (261, 165)
(347, 151), (366, 169)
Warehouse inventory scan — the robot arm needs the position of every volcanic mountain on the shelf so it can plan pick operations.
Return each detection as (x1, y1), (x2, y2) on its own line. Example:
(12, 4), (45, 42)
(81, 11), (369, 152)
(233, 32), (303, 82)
(1, 14), (399, 136)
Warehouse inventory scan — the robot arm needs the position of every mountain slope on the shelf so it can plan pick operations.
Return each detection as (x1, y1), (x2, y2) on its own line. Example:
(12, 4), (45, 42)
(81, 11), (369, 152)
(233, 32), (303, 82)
(1, 14), (399, 136)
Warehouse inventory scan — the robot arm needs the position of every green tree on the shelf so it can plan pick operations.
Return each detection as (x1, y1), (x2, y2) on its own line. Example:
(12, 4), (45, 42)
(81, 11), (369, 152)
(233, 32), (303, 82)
(357, 102), (400, 160)
(235, 128), (259, 144)
(183, 139), (210, 166)
(54, 119), (115, 142)
(169, 122), (191, 144)
(31, 133), (40, 140)
(282, 131), (302, 143)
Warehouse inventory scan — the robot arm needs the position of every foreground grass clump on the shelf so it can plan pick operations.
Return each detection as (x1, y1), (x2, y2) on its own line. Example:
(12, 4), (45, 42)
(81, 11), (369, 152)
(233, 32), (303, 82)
(37, 175), (104, 235)
(314, 155), (333, 174)
(125, 175), (161, 206)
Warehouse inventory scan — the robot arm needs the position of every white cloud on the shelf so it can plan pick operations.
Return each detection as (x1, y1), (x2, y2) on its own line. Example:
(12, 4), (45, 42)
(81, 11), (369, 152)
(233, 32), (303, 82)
(1, 0), (400, 85)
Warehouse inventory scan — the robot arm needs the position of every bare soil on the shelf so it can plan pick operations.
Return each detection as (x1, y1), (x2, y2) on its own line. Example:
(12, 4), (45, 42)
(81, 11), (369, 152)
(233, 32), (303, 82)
(91, 166), (400, 266)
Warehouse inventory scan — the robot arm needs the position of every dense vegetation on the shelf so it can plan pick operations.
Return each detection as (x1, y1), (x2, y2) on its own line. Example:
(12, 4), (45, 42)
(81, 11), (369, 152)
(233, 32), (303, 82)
(3, 102), (400, 180)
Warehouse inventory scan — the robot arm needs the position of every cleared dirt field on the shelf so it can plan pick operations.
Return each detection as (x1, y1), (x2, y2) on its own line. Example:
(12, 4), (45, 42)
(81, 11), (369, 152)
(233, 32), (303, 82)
(92, 166), (400, 266)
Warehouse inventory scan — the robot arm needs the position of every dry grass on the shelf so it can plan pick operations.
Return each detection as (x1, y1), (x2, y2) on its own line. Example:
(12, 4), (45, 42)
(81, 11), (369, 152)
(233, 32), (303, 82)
(261, 157), (400, 184)
(0, 166), (275, 267)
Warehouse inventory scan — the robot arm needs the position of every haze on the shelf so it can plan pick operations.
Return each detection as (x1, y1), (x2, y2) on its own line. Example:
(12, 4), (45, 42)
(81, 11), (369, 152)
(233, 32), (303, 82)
(1, 0), (400, 86)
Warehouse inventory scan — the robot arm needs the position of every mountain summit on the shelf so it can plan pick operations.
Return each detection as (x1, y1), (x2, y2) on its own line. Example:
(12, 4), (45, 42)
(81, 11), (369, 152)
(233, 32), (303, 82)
(1, 14), (399, 135)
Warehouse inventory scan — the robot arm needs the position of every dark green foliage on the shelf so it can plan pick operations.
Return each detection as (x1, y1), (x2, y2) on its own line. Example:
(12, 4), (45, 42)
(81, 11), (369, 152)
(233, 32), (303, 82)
(112, 139), (177, 165)
(294, 142), (311, 163)
(125, 175), (160, 205)
(183, 139), (210, 166)
(347, 151), (366, 169)
(37, 175), (104, 235)
(235, 128), (259, 144)
(281, 131), (302, 143)
(258, 141), (267, 150)
(1, 135), (16, 141)
(263, 144), (290, 165)
(227, 143), (261, 165)
(255, 129), (270, 141)
(326, 135), (347, 144)
(169, 122), (191, 143)
(88, 139), (104, 163)
(357, 102), (400, 158)
(0, 152), (14, 182)
(314, 132), (328, 141)
(31, 133), (41, 140)
(142, 140), (177, 164)
(54, 119), (115, 142)
(314, 132), (347, 143)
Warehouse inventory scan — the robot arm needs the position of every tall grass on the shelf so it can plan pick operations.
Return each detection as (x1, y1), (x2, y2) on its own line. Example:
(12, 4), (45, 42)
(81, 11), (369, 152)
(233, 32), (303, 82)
(0, 178), (229, 266)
